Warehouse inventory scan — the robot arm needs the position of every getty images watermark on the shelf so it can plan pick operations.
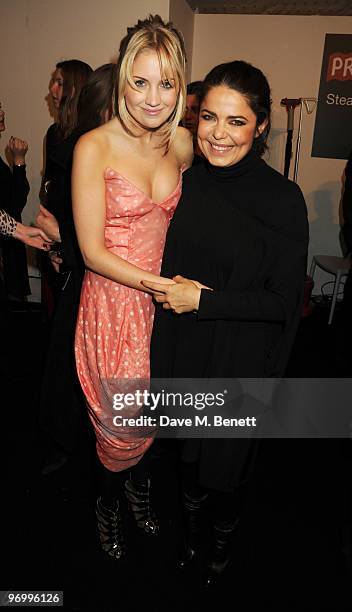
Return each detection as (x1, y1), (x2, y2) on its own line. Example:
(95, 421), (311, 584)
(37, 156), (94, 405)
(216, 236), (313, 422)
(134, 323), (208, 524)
(99, 378), (352, 438)
(111, 386), (257, 433)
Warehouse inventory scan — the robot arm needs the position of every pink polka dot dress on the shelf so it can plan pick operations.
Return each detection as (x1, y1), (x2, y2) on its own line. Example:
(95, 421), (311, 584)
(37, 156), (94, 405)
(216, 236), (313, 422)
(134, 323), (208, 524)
(75, 167), (182, 472)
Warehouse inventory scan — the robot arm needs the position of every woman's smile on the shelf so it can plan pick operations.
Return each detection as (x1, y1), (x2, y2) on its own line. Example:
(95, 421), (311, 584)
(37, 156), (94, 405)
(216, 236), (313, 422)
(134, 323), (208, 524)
(208, 142), (234, 154)
(197, 85), (267, 167)
(124, 50), (177, 129)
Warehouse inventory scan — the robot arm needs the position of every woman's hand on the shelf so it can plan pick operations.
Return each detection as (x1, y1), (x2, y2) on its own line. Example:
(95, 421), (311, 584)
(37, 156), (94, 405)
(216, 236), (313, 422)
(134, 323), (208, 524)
(142, 274), (211, 313)
(35, 205), (61, 242)
(49, 252), (63, 273)
(8, 136), (28, 165)
(13, 222), (52, 250)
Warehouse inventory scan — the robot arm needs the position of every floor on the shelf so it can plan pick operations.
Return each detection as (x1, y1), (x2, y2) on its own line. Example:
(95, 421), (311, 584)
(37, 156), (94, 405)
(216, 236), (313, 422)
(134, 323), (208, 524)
(1, 298), (352, 611)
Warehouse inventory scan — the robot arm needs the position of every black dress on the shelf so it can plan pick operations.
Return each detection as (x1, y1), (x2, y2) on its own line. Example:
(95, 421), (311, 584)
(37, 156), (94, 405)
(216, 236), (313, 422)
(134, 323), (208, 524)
(40, 124), (83, 310)
(0, 156), (30, 300)
(39, 127), (87, 454)
(151, 149), (309, 491)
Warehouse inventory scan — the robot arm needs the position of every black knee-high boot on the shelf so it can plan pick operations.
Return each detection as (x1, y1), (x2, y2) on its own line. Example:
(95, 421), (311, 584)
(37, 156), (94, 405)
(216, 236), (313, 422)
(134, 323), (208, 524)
(96, 465), (126, 559)
(177, 490), (209, 569)
(124, 450), (159, 535)
(177, 461), (209, 569)
(203, 489), (240, 587)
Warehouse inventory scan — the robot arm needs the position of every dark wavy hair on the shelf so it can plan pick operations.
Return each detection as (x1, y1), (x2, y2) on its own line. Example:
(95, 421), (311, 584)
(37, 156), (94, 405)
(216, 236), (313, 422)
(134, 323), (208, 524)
(56, 59), (92, 138)
(187, 80), (203, 100)
(76, 63), (115, 134)
(200, 60), (272, 156)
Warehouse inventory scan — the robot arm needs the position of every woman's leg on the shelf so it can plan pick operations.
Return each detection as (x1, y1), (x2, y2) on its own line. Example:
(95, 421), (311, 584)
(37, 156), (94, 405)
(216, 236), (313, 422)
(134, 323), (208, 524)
(203, 488), (241, 587)
(125, 448), (159, 534)
(96, 464), (126, 559)
(129, 447), (152, 485)
(100, 463), (125, 507)
(177, 460), (209, 568)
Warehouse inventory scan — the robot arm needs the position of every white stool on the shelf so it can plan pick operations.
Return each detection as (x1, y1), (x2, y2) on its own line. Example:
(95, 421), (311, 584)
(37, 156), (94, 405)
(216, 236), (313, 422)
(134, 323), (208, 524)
(310, 255), (351, 324)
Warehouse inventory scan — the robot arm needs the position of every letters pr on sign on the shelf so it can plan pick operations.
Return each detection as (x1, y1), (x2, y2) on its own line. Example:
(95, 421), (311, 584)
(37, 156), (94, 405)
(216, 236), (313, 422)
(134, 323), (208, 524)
(312, 34), (352, 160)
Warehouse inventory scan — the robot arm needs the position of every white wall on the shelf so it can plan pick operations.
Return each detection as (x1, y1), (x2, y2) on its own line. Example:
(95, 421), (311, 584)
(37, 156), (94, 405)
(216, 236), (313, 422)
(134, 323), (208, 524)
(2, 5), (351, 298)
(191, 14), (352, 293)
(0, 0), (169, 299)
(169, 0), (195, 81)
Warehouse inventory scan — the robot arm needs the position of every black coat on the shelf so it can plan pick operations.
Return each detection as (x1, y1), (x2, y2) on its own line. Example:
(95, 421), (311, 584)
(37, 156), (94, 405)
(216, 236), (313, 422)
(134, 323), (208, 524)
(39, 127), (87, 452)
(0, 156), (30, 299)
(342, 149), (352, 254)
(41, 124), (83, 272)
(339, 149), (352, 349)
(151, 151), (309, 491)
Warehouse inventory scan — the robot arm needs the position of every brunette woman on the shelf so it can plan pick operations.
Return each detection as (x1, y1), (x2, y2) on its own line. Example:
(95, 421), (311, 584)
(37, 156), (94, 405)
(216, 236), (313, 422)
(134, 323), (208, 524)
(39, 60), (92, 313)
(146, 60), (309, 586)
(37, 65), (114, 474)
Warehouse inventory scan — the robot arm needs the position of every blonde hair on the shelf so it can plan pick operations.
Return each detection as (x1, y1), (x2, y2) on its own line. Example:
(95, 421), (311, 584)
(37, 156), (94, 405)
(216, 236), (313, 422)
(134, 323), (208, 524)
(115, 14), (186, 150)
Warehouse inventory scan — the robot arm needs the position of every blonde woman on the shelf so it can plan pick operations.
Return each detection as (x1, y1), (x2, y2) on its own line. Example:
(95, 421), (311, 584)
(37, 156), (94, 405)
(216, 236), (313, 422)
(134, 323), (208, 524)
(72, 15), (193, 558)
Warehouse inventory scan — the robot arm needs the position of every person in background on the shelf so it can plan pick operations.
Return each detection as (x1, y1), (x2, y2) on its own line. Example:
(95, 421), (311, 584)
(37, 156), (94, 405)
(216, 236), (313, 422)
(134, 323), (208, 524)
(0, 102), (31, 302)
(0, 206), (51, 383)
(181, 81), (203, 163)
(337, 148), (352, 567)
(39, 60), (92, 315)
(146, 60), (308, 587)
(0, 209), (50, 248)
(342, 149), (352, 257)
(73, 15), (192, 560)
(341, 148), (352, 339)
(334, 148), (352, 375)
(36, 64), (115, 476)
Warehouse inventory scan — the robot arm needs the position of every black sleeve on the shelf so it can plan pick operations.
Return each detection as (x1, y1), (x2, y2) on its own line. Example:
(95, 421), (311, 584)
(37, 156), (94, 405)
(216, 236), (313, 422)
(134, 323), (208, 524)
(197, 183), (309, 325)
(0, 162), (12, 214)
(11, 165), (30, 220)
(0, 158), (29, 220)
(56, 155), (83, 272)
(59, 204), (83, 271)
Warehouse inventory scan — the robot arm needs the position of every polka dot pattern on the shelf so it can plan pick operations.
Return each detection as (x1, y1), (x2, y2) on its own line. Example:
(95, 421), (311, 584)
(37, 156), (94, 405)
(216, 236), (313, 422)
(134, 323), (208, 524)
(75, 167), (182, 472)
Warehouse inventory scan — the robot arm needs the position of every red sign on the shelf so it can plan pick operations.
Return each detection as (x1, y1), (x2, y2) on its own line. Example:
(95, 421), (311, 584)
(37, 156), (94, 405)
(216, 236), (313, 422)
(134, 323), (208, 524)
(312, 34), (352, 159)
(327, 52), (352, 81)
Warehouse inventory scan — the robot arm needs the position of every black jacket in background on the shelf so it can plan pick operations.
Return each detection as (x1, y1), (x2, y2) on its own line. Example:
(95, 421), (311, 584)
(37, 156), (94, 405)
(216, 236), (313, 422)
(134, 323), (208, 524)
(0, 155), (30, 299)
(342, 149), (352, 254)
(39, 125), (87, 453)
(41, 124), (83, 272)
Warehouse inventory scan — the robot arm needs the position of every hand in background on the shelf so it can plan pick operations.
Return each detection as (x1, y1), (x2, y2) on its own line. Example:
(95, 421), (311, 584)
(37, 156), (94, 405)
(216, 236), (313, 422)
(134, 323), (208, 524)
(49, 252), (63, 273)
(35, 204), (61, 242)
(13, 222), (52, 250)
(8, 136), (28, 165)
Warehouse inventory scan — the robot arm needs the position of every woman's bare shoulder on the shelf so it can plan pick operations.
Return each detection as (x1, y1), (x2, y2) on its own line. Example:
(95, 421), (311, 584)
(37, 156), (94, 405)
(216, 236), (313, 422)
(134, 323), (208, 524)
(174, 125), (193, 146)
(74, 120), (121, 164)
(172, 126), (193, 168)
(75, 127), (105, 155)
